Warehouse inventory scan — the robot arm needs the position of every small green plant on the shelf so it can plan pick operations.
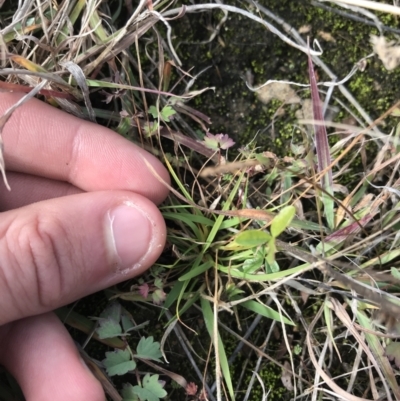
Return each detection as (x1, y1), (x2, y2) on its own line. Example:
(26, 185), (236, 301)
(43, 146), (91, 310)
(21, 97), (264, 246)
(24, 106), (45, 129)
(225, 205), (296, 271)
(95, 302), (166, 401)
(148, 105), (176, 122)
(202, 132), (235, 150)
(121, 375), (167, 401)
(143, 105), (177, 136)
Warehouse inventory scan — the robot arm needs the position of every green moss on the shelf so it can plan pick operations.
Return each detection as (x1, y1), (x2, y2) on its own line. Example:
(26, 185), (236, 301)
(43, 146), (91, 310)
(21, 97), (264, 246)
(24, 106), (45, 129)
(244, 363), (288, 401)
(171, 0), (400, 160)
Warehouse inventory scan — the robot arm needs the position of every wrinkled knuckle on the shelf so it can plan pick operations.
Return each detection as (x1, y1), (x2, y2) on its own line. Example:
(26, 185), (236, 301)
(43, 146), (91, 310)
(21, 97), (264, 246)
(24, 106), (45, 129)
(6, 214), (68, 310)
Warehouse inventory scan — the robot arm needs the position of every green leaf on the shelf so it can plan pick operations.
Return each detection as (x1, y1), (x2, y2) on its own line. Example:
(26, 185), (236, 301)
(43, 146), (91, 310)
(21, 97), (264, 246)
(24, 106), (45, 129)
(121, 312), (135, 333)
(241, 247), (265, 273)
(160, 106), (176, 122)
(265, 258), (280, 274)
(97, 302), (123, 339)
(154, 278), (163, 289)
(122, 383), (140, 401)
(255, 153), (271, 165)
(241, 300), (294, 325)
(103, 349), (136, 376)
(225, 283), (245, 300)
(178, 260), (213, 281)
(203, 132), (235, 150)
(204, 171), (244, 252)
(265, 239), (276, 265)
(148, 105), (176, 122)
(235, 230), (270, 247)
(218, 262), (309, 282)
(143, 121), (159, 137)
(100, 302), (121, 321)
(152, 289), (166, 305)
(148, 105), (158, 119)
(130, 374), (167, 401)
(96, 318), (122, 339)
(357, 310), (400, 396)
(201, 298), (235, 401)
(242, 255), (264, 273)
(136, 337), (162, 361)
(271, 205), (296, 238)
(55, 308), (125, 349)
(391, 267), (400, 281)
(322, 192), (335, 231)
(293, 344), (302, 355)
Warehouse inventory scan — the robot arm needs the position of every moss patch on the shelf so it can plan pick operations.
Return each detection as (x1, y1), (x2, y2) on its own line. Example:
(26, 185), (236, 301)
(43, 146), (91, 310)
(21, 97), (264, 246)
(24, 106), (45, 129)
(170, 0), (400, 155)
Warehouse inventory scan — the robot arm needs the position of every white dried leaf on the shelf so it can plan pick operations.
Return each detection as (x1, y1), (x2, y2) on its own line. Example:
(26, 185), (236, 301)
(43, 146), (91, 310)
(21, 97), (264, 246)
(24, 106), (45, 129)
(318, 31), (336, 43)
(298, 25), (311, 34)
(256, 82), (300, 105)
(60, 61), (96, 122)
(370, 35), (400, 70)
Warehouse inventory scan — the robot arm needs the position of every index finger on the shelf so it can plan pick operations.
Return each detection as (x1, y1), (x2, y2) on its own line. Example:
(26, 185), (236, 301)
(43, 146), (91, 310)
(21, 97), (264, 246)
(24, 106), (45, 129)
(0, 92), (170, 205)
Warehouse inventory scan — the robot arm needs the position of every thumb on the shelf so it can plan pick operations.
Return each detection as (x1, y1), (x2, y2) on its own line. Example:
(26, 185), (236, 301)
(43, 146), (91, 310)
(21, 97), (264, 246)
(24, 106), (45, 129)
(0, 191), (166, 325)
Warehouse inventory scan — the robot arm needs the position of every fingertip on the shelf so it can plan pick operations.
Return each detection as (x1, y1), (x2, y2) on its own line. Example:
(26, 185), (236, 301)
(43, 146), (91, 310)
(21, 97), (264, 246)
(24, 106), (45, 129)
(0, 191), (167, 323)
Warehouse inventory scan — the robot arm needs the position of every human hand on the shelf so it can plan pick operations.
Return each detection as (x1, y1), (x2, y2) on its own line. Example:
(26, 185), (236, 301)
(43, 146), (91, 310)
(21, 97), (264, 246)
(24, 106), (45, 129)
(0, 92), (170, 401)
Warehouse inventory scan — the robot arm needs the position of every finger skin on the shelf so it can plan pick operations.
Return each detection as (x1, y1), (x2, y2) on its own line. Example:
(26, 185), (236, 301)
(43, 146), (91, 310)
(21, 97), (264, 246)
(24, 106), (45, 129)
(0, 313), (105, 401)
(0, 172), (81, 211)
(0, 94), (169, 400)
(0, 92), (170, 205)
(0, 191), (166, 325)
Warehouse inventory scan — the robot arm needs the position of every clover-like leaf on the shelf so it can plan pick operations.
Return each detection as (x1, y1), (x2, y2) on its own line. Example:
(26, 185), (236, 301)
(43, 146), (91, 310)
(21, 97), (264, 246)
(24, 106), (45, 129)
(96, 302), (123, 339)
(152, 289), (166, 306)
(203, 133), (235, 150)
(154, 278), (163, 289)
(160, 105), (176, 122)
(103, 349), (136, 376)
(121, 310), (136, 333)
(96, 318), (123, 339)
(99, 301), (121, 321)
(136, 337), (162, 361)
(148, 105), (176, 122)
(132, 374), (167, 401)
(122, 384), (140, 401)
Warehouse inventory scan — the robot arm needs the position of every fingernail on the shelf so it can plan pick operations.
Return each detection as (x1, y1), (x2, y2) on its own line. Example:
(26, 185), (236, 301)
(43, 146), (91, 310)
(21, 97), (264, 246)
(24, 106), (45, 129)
(106, 202), (153, 273)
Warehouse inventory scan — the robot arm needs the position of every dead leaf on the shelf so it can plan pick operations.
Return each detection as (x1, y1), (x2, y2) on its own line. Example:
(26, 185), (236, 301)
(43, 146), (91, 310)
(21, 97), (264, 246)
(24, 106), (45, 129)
(318, 31), (336, 43)
(281, 361), (294, 391)
(371, 35), (400, 70)
(298, 25), (311, 34)
(256, 82), (300, 105)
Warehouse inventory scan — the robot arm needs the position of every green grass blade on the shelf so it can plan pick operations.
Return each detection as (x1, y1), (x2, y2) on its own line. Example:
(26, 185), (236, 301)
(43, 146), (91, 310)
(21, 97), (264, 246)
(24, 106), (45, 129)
(357, 310), (400, 399)
(241, 300), (294, 325)
(218, 262), (311, 282)
(178, 259), (213, 281)
(204, 172), (245, 251)
(200, 298), (235, 401)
